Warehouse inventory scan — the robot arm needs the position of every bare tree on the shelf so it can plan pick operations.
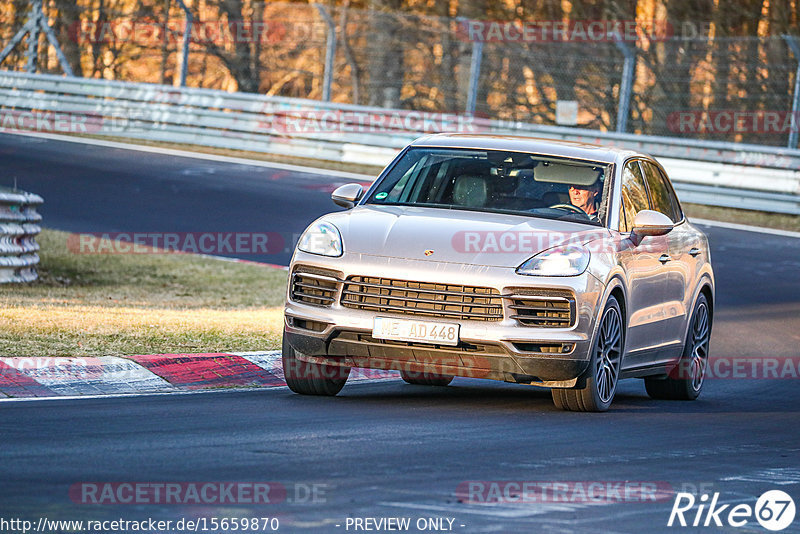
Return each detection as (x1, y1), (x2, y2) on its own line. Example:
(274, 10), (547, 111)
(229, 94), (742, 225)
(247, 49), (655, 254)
(367, 0), (403, 108)
(203, 0), (259, 93)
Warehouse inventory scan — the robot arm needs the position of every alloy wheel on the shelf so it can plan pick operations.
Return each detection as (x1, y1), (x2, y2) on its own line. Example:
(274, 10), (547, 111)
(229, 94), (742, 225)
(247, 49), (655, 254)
(595, 306), (623, 404)
(688, 302), (710, 392)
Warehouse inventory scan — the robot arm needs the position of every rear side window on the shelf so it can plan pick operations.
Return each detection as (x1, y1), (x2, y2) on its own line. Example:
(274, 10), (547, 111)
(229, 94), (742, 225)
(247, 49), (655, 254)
(657, 165), (683, 222)
(619, 160), (649, 233)
(641, 161), (682, 223)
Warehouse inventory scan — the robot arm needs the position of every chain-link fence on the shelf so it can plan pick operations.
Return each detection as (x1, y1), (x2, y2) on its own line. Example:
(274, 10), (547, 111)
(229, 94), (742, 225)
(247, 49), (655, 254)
(476, 39), (626, 130)
(629, 36), (799, 148)
(2, 0), (799, 148)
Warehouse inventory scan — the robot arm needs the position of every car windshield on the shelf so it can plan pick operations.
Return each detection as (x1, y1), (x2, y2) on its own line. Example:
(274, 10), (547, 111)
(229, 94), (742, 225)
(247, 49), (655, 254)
(366, 147), (611, 226)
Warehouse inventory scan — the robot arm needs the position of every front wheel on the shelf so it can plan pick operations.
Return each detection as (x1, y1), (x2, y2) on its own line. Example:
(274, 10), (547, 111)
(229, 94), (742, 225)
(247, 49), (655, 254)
(645, 293), (711, 401)
(282, 331), (350, 396)
(552, 296), (624, 412)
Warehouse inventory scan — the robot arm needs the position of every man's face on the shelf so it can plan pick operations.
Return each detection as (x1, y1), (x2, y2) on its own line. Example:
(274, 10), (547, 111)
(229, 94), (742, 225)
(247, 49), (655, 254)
(569, 184), (599, 212)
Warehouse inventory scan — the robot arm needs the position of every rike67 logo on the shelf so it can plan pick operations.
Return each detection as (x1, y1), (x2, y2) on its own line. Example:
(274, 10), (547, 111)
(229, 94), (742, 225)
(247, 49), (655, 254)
(668, 490), (796, 531)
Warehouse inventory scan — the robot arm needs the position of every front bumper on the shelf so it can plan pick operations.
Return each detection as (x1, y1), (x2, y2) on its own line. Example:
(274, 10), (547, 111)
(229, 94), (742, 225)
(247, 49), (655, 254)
(284, 253), (606, 388)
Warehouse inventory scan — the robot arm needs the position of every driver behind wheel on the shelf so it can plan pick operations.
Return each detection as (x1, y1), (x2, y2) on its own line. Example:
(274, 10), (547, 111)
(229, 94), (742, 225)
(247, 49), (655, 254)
(568, 180), (601, 221)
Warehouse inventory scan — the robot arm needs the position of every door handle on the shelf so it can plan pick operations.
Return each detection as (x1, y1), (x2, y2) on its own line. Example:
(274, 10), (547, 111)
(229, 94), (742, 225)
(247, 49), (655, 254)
(659, 254), (671, 263)
(689, 247), (701, 257)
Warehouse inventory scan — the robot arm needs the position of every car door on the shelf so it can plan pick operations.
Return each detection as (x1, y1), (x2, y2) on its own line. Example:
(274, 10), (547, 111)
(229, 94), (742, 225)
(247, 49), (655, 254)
(640, 160), (691, 362)
(616, 159), (673, 369)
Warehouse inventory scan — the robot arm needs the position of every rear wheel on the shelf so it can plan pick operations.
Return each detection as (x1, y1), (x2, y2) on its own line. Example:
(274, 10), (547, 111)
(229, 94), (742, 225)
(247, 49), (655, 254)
(552, 296), (624, 412)
(645, 293), (711, 401)
(400, 370), (453, 387)
(282, 331), (350, 396)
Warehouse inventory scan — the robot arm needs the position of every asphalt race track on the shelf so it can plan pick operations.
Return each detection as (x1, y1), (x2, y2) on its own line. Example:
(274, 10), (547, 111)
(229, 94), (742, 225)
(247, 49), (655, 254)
(2, 133), (799, 533)
(0, 133), (354, 265)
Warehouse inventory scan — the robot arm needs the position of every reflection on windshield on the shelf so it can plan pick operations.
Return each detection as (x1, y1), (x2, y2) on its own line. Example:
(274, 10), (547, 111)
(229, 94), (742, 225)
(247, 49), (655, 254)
(367, 148), (610, 226)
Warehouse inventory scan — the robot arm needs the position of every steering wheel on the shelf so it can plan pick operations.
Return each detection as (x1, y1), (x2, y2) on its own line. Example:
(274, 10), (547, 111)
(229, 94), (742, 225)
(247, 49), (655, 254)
(549, 203), (590, 219)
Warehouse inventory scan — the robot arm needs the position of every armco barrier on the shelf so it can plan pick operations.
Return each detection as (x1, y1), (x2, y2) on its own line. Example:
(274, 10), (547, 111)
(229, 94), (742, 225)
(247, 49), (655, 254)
(334, 146), (800, 214)
(0, 186), (42, 283)
(0, 70), (798, 214)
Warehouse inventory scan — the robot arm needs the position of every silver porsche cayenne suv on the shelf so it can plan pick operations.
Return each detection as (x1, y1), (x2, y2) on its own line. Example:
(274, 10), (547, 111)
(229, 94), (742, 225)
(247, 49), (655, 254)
(282, 134), (714, 411)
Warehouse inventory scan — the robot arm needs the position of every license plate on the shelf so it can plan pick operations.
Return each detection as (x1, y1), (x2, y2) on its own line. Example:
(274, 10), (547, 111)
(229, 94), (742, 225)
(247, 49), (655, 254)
(372, 317), (460, 346)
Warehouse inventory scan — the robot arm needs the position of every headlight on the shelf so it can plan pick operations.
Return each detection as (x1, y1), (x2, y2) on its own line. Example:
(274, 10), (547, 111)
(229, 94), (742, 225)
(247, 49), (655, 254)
(517, 244), (590, 276)
(297, 221), (343, 257)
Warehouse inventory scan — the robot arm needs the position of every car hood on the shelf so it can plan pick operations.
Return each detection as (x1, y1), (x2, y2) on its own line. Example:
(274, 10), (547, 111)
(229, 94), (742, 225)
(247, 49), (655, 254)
(321, 205), (609, 268)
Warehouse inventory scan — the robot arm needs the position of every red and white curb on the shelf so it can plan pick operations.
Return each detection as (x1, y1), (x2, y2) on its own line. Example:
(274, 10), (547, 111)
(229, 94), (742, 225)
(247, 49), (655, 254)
(0, 352), (399, 399)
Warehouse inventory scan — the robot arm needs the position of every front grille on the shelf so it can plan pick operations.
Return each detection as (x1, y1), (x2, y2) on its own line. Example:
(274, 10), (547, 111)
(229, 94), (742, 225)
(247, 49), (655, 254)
(341, 276), (503, 321)
(504, 291), (575, 327)
(290, 267), (341, 307)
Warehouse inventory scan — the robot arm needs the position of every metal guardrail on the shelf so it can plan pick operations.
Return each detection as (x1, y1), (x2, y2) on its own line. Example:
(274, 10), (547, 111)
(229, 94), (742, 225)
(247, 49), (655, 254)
(0, 186), (42, 283)
(658, 157), (800, 215)
(0, 70), (798, 214)
(326, 145), (800, 215)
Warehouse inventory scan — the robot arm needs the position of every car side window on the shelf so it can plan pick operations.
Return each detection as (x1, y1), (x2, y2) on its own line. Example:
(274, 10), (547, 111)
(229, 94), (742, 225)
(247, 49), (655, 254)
(641, 161), (681, 223)
(619, 160), (649, 233)
(655, 165), (683, 222)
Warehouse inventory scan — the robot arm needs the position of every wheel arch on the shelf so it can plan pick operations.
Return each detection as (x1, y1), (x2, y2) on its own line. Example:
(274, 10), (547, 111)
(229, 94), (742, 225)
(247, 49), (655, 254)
(609, 285), (627, 330)
(699, 282), (714, 325)
(682, 275), (715, 347)
(598, 273), (629, 329)
(590, 274), (629, 361)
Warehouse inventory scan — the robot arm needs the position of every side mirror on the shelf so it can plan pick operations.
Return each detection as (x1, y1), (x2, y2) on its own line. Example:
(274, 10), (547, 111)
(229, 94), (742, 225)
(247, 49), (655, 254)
(632, 210), (674, 238)
(331, 183), (364, 209)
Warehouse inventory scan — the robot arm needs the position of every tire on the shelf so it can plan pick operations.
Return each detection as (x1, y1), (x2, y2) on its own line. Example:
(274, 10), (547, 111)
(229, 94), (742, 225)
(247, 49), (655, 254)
(552, 296), (624, 412)
(282, 331), (350, 396)
(400, 370), (453, 387)
(645, 293), (711, 401)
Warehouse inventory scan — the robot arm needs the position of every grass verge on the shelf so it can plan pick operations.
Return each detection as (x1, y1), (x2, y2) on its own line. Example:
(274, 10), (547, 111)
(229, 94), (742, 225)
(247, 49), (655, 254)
(683, 203), (800, 232)
(0, 229), (288, 357)
(2, 209), (796, 358)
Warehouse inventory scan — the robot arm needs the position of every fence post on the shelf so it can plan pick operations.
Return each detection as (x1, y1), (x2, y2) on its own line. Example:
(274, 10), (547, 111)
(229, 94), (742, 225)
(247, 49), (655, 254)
(784, 35), (800, 149)
(0, 0), (74, 75)
(466, 40), (483, 115)
(40, 9), (74, 75)
(314, 4), (336, 102)
(174, 0), (192, 87)
(612, 34), (635, 134)
(25, 0), (42, 73)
